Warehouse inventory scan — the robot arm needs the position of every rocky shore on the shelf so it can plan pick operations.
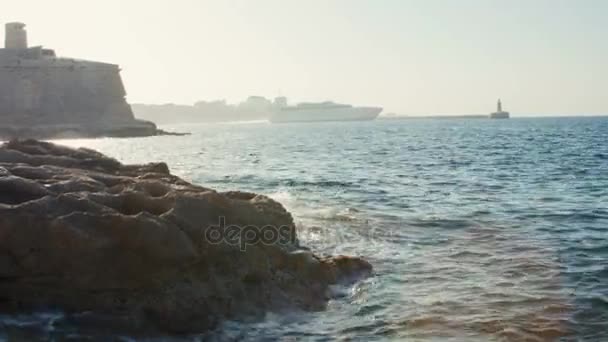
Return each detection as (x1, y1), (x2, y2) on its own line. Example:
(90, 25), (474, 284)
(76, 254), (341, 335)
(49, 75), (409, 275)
(0, 121), (189, 140)
(0, 140), (371, 335)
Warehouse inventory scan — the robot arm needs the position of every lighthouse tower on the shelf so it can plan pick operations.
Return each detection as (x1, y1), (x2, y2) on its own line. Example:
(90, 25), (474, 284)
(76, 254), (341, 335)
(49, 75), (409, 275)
(490, 98), (510, 119)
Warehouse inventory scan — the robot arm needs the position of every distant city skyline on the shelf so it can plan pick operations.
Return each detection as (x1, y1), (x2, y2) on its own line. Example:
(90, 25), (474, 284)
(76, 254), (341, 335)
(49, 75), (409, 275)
(5, 0), (607, 116)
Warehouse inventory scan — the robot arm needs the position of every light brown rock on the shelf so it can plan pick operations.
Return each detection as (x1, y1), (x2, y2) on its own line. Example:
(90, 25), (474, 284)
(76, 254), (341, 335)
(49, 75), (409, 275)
(0, 139), (372, 334)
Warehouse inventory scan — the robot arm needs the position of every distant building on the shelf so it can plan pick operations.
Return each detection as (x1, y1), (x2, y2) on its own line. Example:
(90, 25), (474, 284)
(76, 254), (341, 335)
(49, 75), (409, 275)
(489, 99), (510, 119)
(239, 96), (273, 113)
(132, 97), (273, 124)
(0, 22), (158, 139)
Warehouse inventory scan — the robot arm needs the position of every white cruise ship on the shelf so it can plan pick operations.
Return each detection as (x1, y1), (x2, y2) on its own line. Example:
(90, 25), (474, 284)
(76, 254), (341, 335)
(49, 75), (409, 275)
(269, 97), (382, 123)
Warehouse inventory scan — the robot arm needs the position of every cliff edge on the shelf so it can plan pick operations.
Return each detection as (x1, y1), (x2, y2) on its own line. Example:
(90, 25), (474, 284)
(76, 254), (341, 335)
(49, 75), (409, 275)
(0, 22), (179, 139)
(0, 139), (372, 334)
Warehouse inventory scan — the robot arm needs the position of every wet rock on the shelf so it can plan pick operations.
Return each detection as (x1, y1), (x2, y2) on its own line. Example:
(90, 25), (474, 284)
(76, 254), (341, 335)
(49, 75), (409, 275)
(0, 139), (372, 334)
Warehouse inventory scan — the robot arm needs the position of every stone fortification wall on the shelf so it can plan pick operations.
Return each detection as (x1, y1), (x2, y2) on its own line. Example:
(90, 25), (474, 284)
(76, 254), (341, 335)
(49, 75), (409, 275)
(0, 58), (135, 126)
(0, 22), (171, 139)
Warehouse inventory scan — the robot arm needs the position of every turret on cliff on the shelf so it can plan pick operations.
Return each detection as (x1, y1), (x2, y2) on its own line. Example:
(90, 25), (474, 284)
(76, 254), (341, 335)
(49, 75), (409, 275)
(5, 22), (27, 49)
(0, 22), (168, 139)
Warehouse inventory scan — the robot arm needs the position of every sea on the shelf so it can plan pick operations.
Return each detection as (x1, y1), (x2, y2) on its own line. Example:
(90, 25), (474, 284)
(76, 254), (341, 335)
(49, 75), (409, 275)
(2, 117), (607, 341)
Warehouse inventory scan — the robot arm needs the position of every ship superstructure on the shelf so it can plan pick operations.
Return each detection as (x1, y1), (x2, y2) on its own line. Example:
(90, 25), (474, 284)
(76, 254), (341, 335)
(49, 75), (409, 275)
(269, 97), (382, 123)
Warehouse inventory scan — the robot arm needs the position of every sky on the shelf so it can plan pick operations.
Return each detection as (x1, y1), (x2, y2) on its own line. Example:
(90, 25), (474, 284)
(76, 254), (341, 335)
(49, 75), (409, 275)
(3, 0), (607, 115)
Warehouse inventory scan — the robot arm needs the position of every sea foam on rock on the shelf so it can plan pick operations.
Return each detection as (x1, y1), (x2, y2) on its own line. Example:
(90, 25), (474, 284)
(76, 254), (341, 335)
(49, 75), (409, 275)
(0, 139), (371, 334)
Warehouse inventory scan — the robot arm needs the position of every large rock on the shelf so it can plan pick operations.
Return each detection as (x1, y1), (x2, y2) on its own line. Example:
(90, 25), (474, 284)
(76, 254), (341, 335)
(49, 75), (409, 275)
(0, 139), (371, 334)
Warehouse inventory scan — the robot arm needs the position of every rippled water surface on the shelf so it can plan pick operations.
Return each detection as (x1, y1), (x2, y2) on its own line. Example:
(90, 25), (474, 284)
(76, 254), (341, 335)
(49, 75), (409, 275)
(4, 117), (607, 341)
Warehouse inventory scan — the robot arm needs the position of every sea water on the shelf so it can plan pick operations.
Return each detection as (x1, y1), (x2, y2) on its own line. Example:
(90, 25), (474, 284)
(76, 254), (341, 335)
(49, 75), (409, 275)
(3, 117), (607, 341)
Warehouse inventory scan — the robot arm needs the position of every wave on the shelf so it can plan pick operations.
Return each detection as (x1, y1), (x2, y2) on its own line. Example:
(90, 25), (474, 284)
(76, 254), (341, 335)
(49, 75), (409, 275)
(268, 190), (365, 223)
(206, 175), (358, 190)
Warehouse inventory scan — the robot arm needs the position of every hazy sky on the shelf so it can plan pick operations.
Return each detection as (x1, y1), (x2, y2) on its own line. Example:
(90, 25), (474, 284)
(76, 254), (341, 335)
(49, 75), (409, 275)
(5, 0), (607, 115)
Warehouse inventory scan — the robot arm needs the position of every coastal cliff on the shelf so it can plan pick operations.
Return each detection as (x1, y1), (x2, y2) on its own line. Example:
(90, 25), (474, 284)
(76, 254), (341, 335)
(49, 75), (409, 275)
(0, 139), (372, 334)
(0, 22), (174, 139)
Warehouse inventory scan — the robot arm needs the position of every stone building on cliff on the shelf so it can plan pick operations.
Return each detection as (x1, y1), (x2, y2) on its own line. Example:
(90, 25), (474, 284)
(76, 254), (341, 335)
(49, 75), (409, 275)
(0, 22), (160, 139)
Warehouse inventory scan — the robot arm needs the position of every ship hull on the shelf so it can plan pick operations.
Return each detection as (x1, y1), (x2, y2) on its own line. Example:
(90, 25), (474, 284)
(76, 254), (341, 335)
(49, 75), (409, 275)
(269, 106), (382, 123)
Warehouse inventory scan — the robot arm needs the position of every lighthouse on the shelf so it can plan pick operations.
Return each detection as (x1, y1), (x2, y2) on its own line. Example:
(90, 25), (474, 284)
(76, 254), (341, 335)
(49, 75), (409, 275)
(490, 98), (510, 119)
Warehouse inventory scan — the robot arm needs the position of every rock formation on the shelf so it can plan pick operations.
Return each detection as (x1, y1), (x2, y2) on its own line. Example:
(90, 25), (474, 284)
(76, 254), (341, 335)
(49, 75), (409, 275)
(0, 140), (372, 334)
(0, 22), (179, 139)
